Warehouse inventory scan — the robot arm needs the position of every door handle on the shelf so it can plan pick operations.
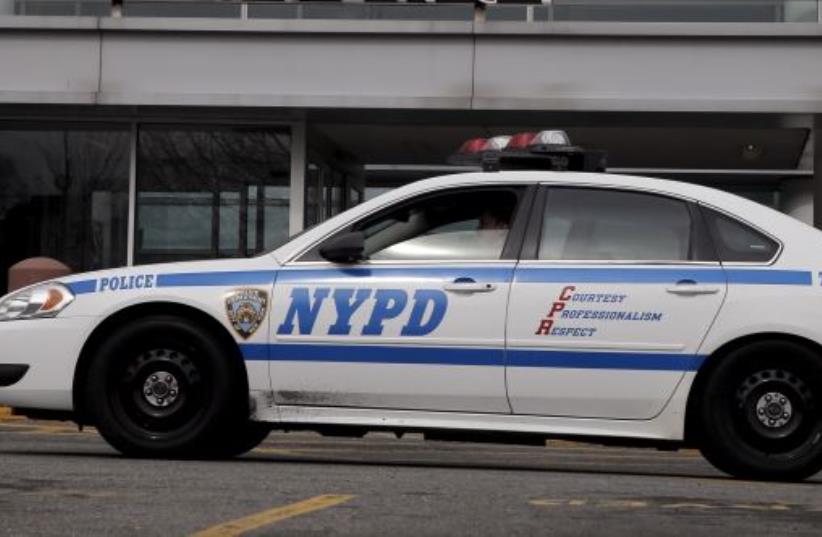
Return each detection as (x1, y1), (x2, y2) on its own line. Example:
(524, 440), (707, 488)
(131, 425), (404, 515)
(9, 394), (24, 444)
(443, 278), (497, 294)
(666, 279), (720, 296)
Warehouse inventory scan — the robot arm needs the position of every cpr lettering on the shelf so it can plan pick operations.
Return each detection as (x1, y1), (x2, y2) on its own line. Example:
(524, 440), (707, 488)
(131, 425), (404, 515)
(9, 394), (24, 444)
(276, 287), (448, 336)
(536, 285), (575, 335)
(99, 274), (155, 292)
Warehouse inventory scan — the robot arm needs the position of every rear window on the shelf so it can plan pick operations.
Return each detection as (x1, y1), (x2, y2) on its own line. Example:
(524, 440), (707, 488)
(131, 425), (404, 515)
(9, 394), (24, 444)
(538, 188), (693, 262)
(702, 207), (779, 263)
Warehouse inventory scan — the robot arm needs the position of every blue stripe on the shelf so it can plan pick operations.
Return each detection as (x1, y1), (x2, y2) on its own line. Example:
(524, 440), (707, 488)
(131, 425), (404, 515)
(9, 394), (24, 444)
(63, 266), (812, 295)
(249, 343), (505, 366)
(65, 279), (97, 295)
(156, 270), (277, 287)
(515, 267), (726, 284)
(241, 343), (702, 371)
(240, 343), (270, 361)
(507, 349), (704, 372)
(725, 269), (812, 286)
(277, 266), (514, 283)
(515, 267), (811, 286)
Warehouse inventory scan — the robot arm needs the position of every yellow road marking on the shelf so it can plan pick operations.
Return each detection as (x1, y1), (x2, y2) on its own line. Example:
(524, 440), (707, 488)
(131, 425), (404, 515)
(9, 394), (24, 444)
(22, 488), (118, 499)
(728, 503), (791, 511)
(0, 406), (23, 422)
(0, 421), (96, 436)
(252, 447), (307, 457)
(531, 498), (798, 512)
(661, 502), (718, 510)
(28, 424), (94, 436)
(190, 494), (355, 537)
(601, 500), (649, 509)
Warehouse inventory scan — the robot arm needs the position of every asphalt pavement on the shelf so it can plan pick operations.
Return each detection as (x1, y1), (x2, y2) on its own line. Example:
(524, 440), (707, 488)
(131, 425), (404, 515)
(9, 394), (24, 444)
(1, 416), (821, 536)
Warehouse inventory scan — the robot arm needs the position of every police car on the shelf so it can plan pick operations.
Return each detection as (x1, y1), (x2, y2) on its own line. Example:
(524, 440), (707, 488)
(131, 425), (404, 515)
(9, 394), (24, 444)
(1, 131), (821, 482)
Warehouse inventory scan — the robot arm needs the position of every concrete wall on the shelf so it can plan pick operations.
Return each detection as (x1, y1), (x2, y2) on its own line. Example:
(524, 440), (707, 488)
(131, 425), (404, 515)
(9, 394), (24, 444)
(1, 17), (822, 112)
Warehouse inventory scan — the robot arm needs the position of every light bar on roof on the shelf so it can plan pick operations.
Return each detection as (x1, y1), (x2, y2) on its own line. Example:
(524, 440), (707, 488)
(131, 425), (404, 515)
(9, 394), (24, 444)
(448, 129), (603, 173)
(507, 132), (538, 150)
(457, 138), (487, 154)
(481, 135), (512, 152)
(530, 130), (571, 147)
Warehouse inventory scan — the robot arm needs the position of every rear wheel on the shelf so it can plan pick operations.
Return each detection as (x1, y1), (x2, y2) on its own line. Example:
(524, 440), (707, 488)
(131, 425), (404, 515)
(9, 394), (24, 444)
(698, 340), (822, 481)
(84, 315), (247, 458)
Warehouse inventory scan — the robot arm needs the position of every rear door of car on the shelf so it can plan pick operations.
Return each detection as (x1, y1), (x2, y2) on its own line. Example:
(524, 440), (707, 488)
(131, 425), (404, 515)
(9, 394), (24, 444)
(505, 185), (727, 419)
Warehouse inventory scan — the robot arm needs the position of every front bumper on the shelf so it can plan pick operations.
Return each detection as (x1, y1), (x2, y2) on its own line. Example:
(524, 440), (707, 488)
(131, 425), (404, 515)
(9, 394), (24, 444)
(0, 316), (97, 411)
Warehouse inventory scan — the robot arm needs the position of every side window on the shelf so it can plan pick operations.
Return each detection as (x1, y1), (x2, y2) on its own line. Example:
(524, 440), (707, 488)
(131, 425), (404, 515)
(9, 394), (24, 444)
(361, 188), (521, 261)
(702, 207), (779, 263)
(538, 188), (693, 262)
(311, 188), (522, 262)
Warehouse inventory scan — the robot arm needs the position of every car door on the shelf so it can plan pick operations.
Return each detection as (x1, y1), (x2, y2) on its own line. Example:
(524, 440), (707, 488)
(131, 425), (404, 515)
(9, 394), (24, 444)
(505, 185), (727, 420)
(268, 185), (533, 413)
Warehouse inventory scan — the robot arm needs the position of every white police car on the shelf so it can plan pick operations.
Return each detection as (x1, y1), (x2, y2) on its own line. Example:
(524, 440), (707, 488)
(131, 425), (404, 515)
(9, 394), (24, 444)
(1, 132), (821, 482)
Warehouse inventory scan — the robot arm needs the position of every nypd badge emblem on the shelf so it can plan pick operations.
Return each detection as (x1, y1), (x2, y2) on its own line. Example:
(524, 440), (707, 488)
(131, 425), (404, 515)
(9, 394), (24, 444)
(225, 289), (269, 339)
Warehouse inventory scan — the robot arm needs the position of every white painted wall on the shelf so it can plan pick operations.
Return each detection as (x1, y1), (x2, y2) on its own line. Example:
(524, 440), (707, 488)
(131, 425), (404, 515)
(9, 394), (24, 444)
(1, 18), (822, 112)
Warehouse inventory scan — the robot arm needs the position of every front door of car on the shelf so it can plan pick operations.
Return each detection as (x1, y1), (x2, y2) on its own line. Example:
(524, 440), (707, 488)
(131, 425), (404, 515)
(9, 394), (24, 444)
(505, 186), (727, 420)
(268, 185), (532, 413)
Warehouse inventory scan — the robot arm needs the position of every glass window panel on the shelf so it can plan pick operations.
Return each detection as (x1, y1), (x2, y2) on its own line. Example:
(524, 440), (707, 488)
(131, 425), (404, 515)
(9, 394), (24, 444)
(351, 188), (521, 262)
(219, 191), (240, 255)
(0, 127), (129, 294)
(703, 208), (779, 263)
(123, 0), (240, 18)
(138, 192), (213, 251)
(304, 163), (321, 228)
(263, 185), (290, 249)
(486, 5), (528, 21)
(553, 0), (818, 23)
(136, 125), (290, 264)
(539, 188), (692, 262)
(365, 186), (394, 201)
(247, 185), (258, 256)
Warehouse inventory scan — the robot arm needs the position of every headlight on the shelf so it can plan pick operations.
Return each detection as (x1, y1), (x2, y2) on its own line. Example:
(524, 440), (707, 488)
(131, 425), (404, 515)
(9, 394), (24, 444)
(0, 283), (75, 322)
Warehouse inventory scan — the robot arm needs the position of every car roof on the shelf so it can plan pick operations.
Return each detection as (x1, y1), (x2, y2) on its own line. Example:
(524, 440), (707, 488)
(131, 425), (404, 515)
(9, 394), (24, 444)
(404, 170), (737, 202)
(272, 170), (820, 265)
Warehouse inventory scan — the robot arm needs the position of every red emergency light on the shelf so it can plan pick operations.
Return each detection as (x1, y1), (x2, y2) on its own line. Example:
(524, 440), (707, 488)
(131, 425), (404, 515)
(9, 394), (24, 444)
(507, 131), (538, 150)
(456, 130), (573, 154)
(450, 129), (606, 172)
(457, 138), (487, 154)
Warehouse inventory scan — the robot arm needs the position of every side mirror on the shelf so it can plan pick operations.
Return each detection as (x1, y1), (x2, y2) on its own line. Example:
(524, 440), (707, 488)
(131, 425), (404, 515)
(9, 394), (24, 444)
(319, 231), (366, 264)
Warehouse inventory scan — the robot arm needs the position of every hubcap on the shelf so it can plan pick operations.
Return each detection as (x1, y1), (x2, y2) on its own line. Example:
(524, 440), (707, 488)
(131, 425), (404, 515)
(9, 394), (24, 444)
(142, 371), (180, 408)
(113, 347), (206, 434)
(736, 368), (815, 447)
(754, 391), (793, 429)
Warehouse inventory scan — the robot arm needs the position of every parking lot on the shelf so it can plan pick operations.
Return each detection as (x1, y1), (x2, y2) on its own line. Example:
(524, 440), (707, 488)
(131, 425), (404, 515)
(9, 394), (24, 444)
(0, 413), (820, 536)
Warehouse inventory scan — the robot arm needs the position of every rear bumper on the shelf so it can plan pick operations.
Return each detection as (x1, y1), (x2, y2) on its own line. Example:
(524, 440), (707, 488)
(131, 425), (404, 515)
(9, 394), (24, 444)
(0, 364), (29, 387)
(0, 316), (97, 411)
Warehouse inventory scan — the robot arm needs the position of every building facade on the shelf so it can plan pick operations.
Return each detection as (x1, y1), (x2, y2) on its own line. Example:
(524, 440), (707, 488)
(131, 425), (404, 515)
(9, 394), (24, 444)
(0, 0), (821, 293)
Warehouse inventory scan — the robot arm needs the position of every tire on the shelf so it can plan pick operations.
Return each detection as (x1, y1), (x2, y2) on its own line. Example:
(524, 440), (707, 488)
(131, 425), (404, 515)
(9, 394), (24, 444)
(84, 315), (247, 458)
(698, 340), (822, 481)
(207, 421), (271, 458)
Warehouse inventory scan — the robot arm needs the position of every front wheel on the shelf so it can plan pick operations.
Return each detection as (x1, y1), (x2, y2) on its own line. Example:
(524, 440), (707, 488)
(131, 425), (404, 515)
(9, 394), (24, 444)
(208, 421), (271, 458)
(698, 340), (822, 481)
(84, 315), (247, 458)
